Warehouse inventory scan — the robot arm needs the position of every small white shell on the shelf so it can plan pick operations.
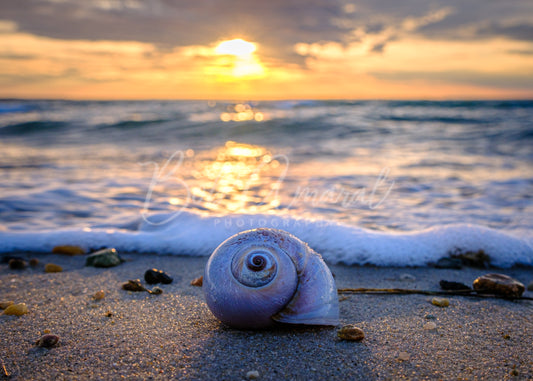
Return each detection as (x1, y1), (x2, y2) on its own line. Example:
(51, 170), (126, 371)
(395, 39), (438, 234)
(203, 228), (339, 329)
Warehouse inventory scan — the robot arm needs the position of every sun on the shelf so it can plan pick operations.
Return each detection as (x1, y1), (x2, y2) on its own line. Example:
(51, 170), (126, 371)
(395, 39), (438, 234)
(211, 38), (265, 79)
(215, 39), (256, 57)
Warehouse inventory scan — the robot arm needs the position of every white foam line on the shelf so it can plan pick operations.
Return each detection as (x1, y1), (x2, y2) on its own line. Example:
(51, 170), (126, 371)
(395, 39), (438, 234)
(1, 212), (531, 267)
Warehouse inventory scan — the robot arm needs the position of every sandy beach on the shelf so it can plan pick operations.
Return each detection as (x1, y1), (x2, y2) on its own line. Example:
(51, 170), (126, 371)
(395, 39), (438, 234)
(1, 253), (532, 380)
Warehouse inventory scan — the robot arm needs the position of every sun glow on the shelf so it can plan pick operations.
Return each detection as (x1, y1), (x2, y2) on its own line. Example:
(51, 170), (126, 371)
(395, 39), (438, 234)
(211, 38), (265, 79)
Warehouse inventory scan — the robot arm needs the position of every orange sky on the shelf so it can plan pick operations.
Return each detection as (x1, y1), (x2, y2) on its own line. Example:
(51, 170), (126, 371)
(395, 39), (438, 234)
(0, 2), (532, 100)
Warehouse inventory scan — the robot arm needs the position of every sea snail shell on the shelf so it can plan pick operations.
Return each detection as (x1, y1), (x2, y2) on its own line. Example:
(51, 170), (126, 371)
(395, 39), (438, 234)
(203, 228), (339, 329)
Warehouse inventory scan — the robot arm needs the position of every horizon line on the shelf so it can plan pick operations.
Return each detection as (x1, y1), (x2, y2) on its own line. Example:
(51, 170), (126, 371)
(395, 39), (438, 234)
(1, 97), (533, 103)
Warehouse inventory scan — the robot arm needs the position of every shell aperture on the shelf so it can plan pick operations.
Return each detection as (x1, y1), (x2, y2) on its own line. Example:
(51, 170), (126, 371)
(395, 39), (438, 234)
(203, 228), (339, 329)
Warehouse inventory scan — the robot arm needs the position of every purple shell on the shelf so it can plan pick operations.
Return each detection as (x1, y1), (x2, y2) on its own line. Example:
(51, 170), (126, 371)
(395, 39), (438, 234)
(203, 228), (339, 329)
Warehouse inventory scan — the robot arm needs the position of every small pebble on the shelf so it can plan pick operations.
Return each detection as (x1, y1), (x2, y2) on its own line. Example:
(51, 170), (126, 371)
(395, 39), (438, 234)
(149, 287), (163, 295)
(424, 314), (436, 320)
(190, 276), (203, 287)
(527, 281), (533, 292)
(337, 325), (365, 341)
(86, 248), (123, 268)
(398, 351), (410, 361)
(29, 258), (40, 267)
(52, 245), (85, 255)
(3, 303), (28, 316)
(439, 280), (471, 291)
(43, 329), (51, 334)
(473, 273), (525, 298)
(144, 268), (173, 284)
(8, 258), (27, 270)
(44, 263), (63, 273)
(0, 301), (14, 310)
(36, 334), (59, 348)
(423, 321), (437, 330)
(431, 297), (450, 307)
(246, 370), (260, 379)
(122, 279), (147, 292)
(93, 290), (105, 300)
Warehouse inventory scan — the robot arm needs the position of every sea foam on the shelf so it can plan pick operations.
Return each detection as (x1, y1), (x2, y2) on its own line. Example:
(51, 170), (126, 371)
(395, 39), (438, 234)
(1, 211), (531, 268)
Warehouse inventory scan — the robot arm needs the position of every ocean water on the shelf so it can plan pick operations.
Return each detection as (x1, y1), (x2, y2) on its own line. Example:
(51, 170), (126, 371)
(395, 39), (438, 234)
(1, 99), (532, 267)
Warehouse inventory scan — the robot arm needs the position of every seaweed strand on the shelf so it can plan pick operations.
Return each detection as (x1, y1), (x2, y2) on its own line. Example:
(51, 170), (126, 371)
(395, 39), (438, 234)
(337, 287), (533, 300)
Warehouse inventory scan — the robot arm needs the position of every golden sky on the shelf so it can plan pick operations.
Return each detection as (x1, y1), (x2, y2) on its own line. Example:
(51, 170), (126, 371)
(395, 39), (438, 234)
(0, 1), (532, 100)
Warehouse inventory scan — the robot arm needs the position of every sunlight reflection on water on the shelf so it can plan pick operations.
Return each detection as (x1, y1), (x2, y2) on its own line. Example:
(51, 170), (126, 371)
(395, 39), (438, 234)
(219, 103), (265, 122)
(187, 141), (285, 213)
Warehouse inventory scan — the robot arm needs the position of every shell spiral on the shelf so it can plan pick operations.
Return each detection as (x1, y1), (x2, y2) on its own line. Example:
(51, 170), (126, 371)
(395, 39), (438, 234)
(203, 228), (339, 329)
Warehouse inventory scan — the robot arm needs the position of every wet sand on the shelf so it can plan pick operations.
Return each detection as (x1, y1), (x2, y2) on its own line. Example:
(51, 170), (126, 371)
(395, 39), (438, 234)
(1, 253), (532, 380)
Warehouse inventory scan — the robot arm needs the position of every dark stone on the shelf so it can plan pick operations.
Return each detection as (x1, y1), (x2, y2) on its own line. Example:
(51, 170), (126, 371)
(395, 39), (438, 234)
(434, 257), (462, 269)
(2, 255), (22, 264)
(122, 279), (146, 292)
(29, 258), (40, 267)
(439, 280), (471, 291)
(451, 250), (490, 268)
(473, 273), (525, 298)
(144, 268), (173, 284)
(85, 248), (123, 268)
(8, 258), (27, 270)
(527, 281), (533, 292)
(36, 334), (60, 348)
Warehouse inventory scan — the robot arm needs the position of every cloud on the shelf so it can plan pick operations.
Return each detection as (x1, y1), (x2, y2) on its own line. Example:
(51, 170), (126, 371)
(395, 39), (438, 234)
(297, 7), (453, 57)
(1, 0), (532, 66)
(413, 1), (533, 41)
(0, 0), (349, 64)
(1, 0), (532, 99)
(0, 20), (17, 33)
(0, 53), (36, 60)
(508, 48), (533, 55)
(476, 22), (533, 41)
(371, 70), (533, 90)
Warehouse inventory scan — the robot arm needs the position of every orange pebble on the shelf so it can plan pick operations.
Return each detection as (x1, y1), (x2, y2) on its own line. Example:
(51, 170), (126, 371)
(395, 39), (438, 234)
(44, 263), (63, 273)
(93, 290), (105, 300)
(52, 245), (85, 255)
(190, 276), (203, 287)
